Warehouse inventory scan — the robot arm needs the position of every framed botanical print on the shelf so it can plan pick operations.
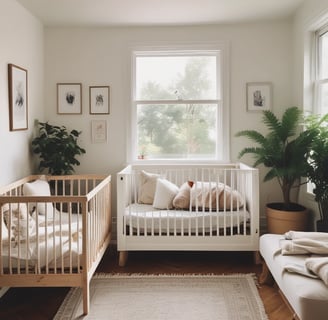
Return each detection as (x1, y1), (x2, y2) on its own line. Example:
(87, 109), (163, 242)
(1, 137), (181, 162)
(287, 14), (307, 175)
(57, 83), (82, 114)
(8, 64), (28, 131)
(91, 120), (107, 143)
(89, 86), (110, 114)
(246, 82), (272, 112)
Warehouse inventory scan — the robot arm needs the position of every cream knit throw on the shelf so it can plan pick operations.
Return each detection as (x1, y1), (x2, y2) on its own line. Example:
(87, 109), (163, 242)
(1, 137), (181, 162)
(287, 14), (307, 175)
(284, 231), (328, 241)
(305, 257), (328, 286)
(282, 231), (328, 286)
(281, 238), (328, 255)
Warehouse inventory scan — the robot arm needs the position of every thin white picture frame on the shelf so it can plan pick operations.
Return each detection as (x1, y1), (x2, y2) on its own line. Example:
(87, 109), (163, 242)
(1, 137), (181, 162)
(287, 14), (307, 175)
(246, 82), (272, 112)
(91, 120), (107, 143)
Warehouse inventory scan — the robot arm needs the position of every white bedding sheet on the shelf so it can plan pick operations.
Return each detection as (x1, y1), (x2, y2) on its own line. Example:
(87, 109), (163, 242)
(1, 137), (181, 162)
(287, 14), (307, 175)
(124, 203), (250, 233)
(1, 211), (83, 269)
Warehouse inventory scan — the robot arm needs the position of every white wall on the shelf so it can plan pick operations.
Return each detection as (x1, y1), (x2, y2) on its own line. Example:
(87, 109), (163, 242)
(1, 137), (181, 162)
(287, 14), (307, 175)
(0, 0), (44, 186)
(293, 0), (328, 229)
(3, 0), (328, 232)
(45, 21), (293, 228)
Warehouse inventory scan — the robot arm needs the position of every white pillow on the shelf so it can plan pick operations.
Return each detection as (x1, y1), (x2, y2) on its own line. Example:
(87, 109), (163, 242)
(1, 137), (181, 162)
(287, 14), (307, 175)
(23, 179), (54, 215)
(153, 178), (179, 209)
(1, 211), (9, 242)
(138, 170), (161, 204)
(3, 203), (36, 241)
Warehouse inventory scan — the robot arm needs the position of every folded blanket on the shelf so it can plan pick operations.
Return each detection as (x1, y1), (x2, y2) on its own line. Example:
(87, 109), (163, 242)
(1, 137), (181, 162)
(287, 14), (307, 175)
(285, 231), (328, 241)
(281, 234), (328, 286)
(305, 257), (328, 286)
(283, 262), (319, 279)
(281, 238), (328, 255)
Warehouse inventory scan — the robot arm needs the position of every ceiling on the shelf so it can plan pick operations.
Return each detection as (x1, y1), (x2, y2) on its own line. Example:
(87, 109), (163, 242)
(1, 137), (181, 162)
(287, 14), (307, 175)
(16, 0), (305, 27)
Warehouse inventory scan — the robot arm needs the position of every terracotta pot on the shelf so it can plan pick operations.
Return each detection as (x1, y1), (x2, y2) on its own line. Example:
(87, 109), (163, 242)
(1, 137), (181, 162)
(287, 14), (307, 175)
(266, 202), (309, 234)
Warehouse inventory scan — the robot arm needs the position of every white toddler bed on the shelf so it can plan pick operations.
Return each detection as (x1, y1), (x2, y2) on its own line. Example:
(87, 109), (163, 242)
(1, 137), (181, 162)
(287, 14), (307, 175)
(0, 174), (111, 315)
(117, 163), (259, 266)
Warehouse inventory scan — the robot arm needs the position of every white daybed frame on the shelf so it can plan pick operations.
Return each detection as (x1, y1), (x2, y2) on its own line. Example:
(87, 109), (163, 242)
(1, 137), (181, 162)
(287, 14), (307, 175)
(0, 174), (111, 315)
(117, 163), (259, 266)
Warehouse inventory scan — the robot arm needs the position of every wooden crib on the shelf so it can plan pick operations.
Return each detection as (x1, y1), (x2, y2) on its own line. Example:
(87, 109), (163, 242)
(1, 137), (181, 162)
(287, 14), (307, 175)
(0, 174), (111, 315)
(117, 163), (259, 266)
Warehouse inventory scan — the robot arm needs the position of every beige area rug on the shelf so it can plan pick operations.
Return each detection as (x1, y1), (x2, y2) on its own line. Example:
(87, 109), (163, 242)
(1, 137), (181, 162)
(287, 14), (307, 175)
(54, 273), (268, 320)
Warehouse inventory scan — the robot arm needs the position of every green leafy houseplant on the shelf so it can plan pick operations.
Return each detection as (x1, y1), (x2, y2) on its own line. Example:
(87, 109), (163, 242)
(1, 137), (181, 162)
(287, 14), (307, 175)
(32, 121), (86, 175)
(305, 113), (328, 231)
(236, 107), (316, 211)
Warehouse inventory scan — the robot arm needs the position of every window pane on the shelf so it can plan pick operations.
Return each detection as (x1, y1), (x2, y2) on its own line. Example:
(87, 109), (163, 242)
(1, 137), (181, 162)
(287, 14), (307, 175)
(318, 82), (328, 114)
(319, 32), (328, 79)
(137, 104), (217, 159)
(136, 56), (217, 100)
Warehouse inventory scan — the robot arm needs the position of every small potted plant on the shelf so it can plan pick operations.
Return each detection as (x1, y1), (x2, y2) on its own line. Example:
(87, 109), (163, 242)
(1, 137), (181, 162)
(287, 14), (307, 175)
(305, 113), (328, 232)
(236, 107), (317, 233)
(31, 121), (86, 175)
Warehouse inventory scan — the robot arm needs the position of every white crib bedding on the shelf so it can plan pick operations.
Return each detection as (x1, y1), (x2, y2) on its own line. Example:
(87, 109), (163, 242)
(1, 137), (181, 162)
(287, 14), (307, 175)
(1, 211), (83, 269)
(124, 203), (250, 233)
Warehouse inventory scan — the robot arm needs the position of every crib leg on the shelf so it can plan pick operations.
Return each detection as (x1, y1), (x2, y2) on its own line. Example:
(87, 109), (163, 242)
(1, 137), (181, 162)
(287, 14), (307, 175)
(82, 282), (90, 315)
(119, 251), (128, 267)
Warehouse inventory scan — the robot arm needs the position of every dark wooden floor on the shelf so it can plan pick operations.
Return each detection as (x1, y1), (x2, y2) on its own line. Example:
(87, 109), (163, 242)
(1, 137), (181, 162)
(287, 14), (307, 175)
(0, 245), (293, 320)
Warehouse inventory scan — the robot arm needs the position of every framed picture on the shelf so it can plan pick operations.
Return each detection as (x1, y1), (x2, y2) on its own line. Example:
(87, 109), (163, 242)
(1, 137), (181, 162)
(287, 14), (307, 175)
(8, 64), (28, 131)
(89, 86), (110, 114)
(246, 82), (272, 111)
(91, 120), (107, 143)
(57, 83), (82, 114)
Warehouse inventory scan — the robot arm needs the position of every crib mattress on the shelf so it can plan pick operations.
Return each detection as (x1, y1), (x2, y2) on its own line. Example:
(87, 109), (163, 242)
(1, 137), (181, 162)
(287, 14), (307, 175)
(124, 203), (250, 233)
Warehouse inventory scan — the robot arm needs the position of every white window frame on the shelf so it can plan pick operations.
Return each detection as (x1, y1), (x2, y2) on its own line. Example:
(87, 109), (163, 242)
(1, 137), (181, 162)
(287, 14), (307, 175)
(127, 42), (230, 164)
(314, 24), (328, 114)
(305, 23), (328, 196)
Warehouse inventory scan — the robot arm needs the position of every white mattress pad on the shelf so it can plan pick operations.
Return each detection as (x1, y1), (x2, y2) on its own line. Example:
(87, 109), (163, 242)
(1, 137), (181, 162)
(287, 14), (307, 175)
(124, 203), (250, 233)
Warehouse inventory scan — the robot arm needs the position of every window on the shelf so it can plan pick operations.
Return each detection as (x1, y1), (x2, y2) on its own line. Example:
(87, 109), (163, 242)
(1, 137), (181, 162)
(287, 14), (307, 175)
(307, 25), (328, 195)
(315, 25), (328, 115)
(130, 45), (229, 162)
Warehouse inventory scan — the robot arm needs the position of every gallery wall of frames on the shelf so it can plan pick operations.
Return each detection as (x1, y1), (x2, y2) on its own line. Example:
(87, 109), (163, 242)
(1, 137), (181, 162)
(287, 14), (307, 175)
(8, 63), (110, 144)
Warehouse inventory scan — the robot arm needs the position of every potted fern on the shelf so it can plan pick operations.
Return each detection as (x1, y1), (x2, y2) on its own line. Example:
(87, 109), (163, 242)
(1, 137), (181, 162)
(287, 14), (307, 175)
(236, 107), (316, 233)
(31, 121), (86, 175)
(305, 113), (328, 232)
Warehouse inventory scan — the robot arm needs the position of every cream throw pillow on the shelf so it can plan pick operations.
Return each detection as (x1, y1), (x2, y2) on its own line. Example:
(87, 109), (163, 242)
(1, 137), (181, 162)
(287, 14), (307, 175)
(191, 182), (244, 210)
(23, 179), (54, 215)
(153, 178), (179, 209)
(138, 170), (161, 204)
(173, 181), (194, 209)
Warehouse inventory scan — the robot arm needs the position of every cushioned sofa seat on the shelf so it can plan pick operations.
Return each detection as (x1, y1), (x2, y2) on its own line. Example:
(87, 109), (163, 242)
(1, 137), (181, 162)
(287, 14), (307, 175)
(260, 234), (328, 320)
